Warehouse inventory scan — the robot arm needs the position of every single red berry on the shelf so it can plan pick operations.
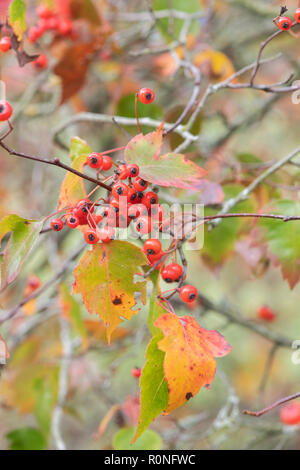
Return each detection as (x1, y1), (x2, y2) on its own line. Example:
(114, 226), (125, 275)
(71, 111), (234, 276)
(66, 214), (79, 229)
(28, 26), (43, 42)
(101, 155), (113, 171)
(134, 191), (144, 204)
(138, 88), (155, 104)
(48, 16), (59, 30)
(118, 164), (129, 180)
(161, 266), (176, 283)
(131, 367), (141, 379)
(98, 226), (115, 243)
(127, 188), (137, 204)
(58, 19), (73, 35)
(27, 275), (41, 291)
(133, 177), (148, 192)
(136, 216), (152, 234)
(0, 36), (11, 52)
(142, 191), (159, 209)
(37, 5), (54, 19)
(128, 204), (147, 220)
(295, 8), (300, 23)
(112, 182), (129, 199)
(87, 152), (103, 169)
(280, 402), (300, 426)
(168, 263), (183, 281)
(127, 164), (139, 177)
(33, 54), (48, 69)
(84, 229), (99, 245)
(257, 306), (276, 322)
(180, 285), (198, 303)
(143, 238), (162, 256)
(147, 251), (164, 265)
(51, 218), (64, 231)
(0, 100), (13, 122)
(92, 214), (103, 225)
(277, 16), (293, 31)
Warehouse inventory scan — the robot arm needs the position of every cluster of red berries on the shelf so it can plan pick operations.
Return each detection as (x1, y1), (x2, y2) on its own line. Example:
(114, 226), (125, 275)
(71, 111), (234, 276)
(0, 36), (11, 53)
(28, 5), (74, 44)
(0, 100), (13, 122)
(275, 8), (300, 30)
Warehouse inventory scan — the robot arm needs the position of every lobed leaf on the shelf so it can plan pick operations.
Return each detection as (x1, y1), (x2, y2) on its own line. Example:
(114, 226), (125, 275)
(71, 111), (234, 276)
(125, 129), (206, 189)
(73, 241), (148, 343)
(156, 314), (232, 413)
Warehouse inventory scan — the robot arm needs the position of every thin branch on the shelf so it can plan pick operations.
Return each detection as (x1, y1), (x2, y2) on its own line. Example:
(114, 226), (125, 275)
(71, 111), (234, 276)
(243, 392), (300, 417)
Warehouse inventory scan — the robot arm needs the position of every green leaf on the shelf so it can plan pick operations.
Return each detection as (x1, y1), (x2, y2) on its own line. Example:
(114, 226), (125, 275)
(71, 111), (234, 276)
(6, 427), (46, 450)
(0, 215), (44, 291)
(125, 129), (206, 189)
(8, 0), (27, 40)
(260, 200), (300, 289)
(133, 272), (168, 443)
(114, 427), (162, 450)
(73, 241), (148, 343)
(70, 136), (92, 162)
(117, 93), (162, 134)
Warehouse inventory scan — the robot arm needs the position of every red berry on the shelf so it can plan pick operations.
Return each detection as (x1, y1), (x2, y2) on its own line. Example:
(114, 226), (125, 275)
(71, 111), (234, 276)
(280, 402), (300, 426)
(28, 26), (43, 42)
(84, 229), (99, 244)
(147, 251), (164, 265)
(87, 153), (103, 169)
(168, 263), (183, 280)
(27, 274), (41, 291)
(257, 306), (276, 322)
(127, 164), (139, 177)
(138, 88), (155, 104)
(51, 218), (64, 231)
(295, 9), (300, 23)
(127, 188), (137, 204)
(66, 214), (79, 229)
(112, 182), (129, 199)
(0, 36), (11, 52)
(142, 191), (159, 209)
(58, 19), (73, 35)
(133, 177), (148, 192)
(92, 214), (103, 225)
(161, 266), (176, 283)
(118, 164), (129, 180)
(37, 5), (54, 19)
(98, 226), (115, 243)
(102, 155), (113, 171)
(277, 16), (293, 31)
(180, 285), (198, 303)
(143, 238), (162, 256)
(131, 367), (141, 378)
(128, 204), (147, 220)
(48, 16), (59, 30)
(0, 100), (13, 122)
(33, 54), (48, 69)
(136, 216), (152, 234)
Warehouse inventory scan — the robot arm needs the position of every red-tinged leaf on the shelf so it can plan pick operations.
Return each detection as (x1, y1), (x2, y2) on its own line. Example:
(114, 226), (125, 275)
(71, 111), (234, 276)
(73, 241), (148, 343)
(125, 129), (207, 189)
(57, 137), (91, 210)
(0, 215), (44, 291)
(155, 314), (232, 414)
(260, 200), (300, 289)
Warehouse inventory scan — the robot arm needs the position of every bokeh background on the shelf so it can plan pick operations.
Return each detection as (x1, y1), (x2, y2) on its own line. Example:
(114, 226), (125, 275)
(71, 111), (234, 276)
(0, 0), (300, 450)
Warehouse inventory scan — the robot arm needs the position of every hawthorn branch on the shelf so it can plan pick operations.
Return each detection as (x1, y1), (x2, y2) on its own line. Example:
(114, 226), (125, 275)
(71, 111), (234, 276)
(0, 139), (112, 191)
(243, 392), (300, 417)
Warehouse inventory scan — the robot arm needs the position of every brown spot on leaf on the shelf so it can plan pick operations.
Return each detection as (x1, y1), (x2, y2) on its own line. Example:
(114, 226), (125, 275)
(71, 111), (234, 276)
(185, 392), (193, 400)
(112, 296), (122, 305)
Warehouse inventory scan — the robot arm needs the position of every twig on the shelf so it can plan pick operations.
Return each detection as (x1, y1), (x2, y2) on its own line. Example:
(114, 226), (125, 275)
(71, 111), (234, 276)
(243, 392), (300, 417)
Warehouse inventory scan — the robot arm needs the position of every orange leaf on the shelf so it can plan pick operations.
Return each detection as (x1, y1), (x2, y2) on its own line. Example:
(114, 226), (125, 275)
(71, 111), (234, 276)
(194, 49), (235, 82)
(155, 314), (232, 413)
